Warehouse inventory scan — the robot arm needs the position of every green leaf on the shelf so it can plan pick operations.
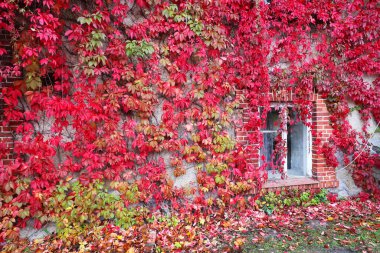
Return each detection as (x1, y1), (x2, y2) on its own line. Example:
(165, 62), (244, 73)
(174, 242), (182, 249)
(77, 17), (92, 25)
(215, 175), (225, 184)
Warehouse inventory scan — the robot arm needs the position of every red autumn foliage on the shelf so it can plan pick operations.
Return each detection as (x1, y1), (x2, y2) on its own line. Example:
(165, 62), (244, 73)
(0, 0), (379, 243)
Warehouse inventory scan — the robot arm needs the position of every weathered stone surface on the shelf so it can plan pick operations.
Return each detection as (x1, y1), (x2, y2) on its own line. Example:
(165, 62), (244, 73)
(19, 220), (56, 241)
(330, 168), (362, 197)
(332, 100), (380, 196)
(173, 165), (198, 189)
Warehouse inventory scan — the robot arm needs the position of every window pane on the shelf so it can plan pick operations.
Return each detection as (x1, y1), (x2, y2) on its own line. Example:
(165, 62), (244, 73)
(287, 109), (307, 177)
(262, 132), (280, 170)
(262, 108), (280, 131)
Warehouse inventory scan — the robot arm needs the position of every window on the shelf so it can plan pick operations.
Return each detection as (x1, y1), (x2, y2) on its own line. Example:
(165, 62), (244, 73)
(260, 104), (312, 179)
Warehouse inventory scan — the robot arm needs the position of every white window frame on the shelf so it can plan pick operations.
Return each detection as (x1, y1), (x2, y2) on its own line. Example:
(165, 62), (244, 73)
(260, 103), (312, 179)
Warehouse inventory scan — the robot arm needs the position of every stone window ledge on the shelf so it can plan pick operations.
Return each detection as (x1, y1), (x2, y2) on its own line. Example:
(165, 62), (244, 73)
(263, 177), (319, 189)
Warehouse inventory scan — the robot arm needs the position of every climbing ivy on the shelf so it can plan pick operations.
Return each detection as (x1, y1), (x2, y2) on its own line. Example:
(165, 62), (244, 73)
(0, 0), (379, 243)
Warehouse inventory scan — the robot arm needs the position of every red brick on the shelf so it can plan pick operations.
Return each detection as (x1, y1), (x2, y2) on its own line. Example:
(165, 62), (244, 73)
(2, 159), (13, 165)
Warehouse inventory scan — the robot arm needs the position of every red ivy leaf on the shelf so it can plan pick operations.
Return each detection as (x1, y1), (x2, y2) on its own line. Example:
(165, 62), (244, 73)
(34, 219), (42, 229)
(135, 0), (149, 9)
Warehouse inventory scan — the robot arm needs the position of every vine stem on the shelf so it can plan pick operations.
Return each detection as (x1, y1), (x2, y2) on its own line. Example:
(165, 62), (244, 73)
(336, 120), (380, 172)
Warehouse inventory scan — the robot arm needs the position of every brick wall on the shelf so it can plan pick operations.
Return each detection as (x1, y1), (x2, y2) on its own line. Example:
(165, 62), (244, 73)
(312, 93), (339, 188)
(237, 88), (339, 190)
(0, 30), (18, 165)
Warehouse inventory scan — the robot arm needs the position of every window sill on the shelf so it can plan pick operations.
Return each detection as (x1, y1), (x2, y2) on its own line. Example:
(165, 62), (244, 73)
(263, 177), (319, 189)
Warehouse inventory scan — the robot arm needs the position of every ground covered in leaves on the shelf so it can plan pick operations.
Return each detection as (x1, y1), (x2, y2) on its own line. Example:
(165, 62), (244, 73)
(1, 196), (379, 253)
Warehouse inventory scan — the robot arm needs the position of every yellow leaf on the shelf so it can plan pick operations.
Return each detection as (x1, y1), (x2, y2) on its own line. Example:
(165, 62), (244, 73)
(234, 237), (245, 247)
(33, 238), (44, 244)
(127, 247), (136, 253)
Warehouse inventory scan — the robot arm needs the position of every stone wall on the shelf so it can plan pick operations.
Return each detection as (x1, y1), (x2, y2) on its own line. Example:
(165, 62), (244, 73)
(1, 30), (378, 196)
